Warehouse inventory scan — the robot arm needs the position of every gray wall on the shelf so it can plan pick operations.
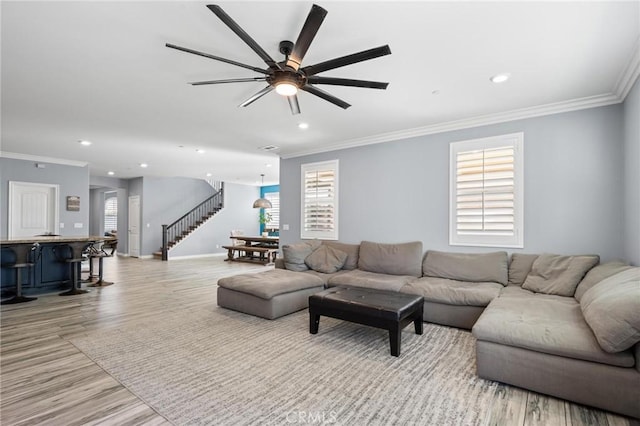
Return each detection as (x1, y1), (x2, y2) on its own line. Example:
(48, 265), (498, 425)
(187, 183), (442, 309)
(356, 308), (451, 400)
(170, 182), (261, 258)
(280, 104), (627, 262)
(138, 177), (215, 256)
(623, 78), (640, 265)
(0, 157), (90, 237)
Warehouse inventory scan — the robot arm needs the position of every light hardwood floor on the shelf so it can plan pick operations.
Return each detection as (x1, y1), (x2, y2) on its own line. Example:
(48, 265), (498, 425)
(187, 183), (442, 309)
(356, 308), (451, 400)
(0, 255), (635, 426)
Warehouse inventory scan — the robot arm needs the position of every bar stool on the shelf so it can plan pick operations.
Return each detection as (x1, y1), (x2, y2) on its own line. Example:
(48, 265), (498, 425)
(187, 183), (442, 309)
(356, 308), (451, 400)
(0, 243), (40, 304)
(54, 243), (91, 296)
(86, 239), (117, 287)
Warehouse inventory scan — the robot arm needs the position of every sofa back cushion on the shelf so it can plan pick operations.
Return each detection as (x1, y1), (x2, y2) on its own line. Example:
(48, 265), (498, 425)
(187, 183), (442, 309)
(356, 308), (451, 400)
(574, 261), (632, 302)
(522, 253), (599, 296)
(580, 268), (640, 353)
(357, 241), (423, 277)
(321, 241), (360, 270)
(282, 240), (321, 272)
(422, 251), (509, 286)
(508, 253), (539, 286)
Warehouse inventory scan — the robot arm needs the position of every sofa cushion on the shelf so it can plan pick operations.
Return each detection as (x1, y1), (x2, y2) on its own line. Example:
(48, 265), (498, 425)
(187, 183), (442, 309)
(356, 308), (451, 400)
(422, 251), (509, 286)
(327, 269), (417, 292)
(357, 241), (422, 277)
(522, 253), (599, 296)
(322, 241), (360, 270)
(580, 268), (640, 353)
(472, 295), (634, 367)
(282, 240), (321, 272)
(302, 269), (348, 285)
(217, 269), (325, 300)
(401, 277), (502, 307)
(508, 253), (539, 286)
(305, 245), (348, 274)
(574, 261), (632, 302)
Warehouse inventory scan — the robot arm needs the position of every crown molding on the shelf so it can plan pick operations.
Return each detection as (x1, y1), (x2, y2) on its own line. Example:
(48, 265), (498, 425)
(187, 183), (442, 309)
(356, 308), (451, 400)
(614, 36), (640, 100)
(0, 151), (88, 167)
(280, 92), (622, 159)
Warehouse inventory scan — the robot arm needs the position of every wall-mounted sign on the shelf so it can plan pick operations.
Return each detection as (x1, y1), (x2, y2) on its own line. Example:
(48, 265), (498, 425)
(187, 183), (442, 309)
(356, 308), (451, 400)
(66, 196), (80, 211)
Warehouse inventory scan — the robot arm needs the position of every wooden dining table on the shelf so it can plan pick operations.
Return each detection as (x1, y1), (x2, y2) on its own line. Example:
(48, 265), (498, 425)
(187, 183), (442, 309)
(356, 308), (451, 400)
(222, 235), (279, 266)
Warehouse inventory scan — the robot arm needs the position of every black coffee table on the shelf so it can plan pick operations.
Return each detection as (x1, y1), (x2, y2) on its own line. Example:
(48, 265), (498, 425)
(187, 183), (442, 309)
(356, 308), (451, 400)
(309, 287), (424, 357)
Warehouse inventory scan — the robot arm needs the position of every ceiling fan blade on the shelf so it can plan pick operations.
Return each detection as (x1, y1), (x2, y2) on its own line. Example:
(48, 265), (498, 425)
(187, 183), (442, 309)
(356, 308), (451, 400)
(287, 94), (301, 115)
(239, 86), (274, 107)
(300, 85), (351, 109)
(286, 4), (328, 71)
(190, 77), (268, 86)
(166, 43), (268, 74)
(302, 45), (391, 76)
(207, 5), (280, 69)
(306, 76), (388, 90)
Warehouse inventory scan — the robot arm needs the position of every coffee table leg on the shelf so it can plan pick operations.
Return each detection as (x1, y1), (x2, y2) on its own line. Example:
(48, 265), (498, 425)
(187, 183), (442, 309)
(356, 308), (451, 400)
(309, 312), (320, 334)
(414, 316), (423, 335)
(389, 326), (401, 357)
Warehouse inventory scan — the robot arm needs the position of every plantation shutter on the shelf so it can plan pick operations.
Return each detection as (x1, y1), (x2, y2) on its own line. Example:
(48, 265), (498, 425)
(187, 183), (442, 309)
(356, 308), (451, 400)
(450, 133), (523, 248)
(104, 197), (118, 233)
(264, 192), (279, 229)
(301, 160), (338, 240)
(455, 146), (515, 234)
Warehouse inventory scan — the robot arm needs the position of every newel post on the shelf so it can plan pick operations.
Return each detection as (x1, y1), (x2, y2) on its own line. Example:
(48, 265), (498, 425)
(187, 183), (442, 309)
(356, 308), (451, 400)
(161, 224), (168, 261)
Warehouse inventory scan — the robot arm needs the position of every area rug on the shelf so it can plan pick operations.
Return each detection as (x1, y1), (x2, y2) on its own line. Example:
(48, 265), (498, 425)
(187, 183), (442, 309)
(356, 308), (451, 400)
(71, 305), (498, 425)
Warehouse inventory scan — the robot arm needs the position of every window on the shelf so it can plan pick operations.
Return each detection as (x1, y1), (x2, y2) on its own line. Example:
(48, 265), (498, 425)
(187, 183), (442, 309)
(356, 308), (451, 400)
(301, 160), (339, 240)
(264, 191), (280, 230)
(449, 133), (523, 248)
(104, 195), (118, 234)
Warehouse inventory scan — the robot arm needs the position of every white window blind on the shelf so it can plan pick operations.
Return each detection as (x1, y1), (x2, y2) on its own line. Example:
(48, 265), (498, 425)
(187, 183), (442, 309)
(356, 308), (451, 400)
(450, 133), (523, 248)
(301, 160), (339, 240)
(104, 196), (118, 234)
(264, 192), (280, 229)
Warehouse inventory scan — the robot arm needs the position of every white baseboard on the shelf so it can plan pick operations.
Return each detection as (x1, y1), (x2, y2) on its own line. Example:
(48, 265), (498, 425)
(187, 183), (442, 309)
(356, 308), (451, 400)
(164, 252), (227, 261)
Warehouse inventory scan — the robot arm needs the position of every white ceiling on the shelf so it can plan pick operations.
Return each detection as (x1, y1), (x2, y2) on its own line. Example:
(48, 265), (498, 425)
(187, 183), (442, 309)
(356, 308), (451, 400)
(2, 1), (639, 186)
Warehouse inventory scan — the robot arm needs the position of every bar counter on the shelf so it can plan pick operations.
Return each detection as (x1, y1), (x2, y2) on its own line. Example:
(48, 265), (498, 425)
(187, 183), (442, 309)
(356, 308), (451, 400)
(1, 235), (115, 296)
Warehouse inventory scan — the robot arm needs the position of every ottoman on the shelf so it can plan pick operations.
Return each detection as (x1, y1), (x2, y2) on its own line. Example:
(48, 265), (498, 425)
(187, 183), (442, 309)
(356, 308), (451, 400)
(217, 269), (325, 319)
(309, 287), (424, 356)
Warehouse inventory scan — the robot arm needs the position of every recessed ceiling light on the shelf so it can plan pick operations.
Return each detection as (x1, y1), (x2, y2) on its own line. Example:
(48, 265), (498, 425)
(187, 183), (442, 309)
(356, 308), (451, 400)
(79, 140), (92, 146)
(196, 149), (205, 154)
(298, 123), (309, 130)
(490, 73), (511, 83)
(140, 163), (148, 168)
(206, 173), (212, 177)
(265, 163), (272, 168)
(107, 171), (115, 176)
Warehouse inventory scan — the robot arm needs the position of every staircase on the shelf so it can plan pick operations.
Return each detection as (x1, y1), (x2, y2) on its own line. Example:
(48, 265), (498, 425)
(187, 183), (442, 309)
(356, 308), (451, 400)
(155, 183), (224, 260)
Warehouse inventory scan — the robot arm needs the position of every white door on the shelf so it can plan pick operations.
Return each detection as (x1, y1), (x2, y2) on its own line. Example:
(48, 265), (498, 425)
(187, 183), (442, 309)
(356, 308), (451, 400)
(8, 181), (60, 238)
(128, 195), (141, 257)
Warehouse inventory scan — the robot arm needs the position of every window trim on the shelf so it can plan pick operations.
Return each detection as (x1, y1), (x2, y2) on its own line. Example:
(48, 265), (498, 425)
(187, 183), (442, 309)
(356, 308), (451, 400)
(300, 159), (339, 240)
(449, 132), (524, 248)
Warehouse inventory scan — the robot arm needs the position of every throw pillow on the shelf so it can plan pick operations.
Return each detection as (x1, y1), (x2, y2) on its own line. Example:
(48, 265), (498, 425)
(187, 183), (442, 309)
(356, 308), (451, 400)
(282, 240), (321, 272)
(522, 253), (599, 296)
(508, 253), (539, 286)
(321, 241), (360, 270)
(580, 268), (640, 353)
(305, 245), (348, 274)
(574, 261), (632, 302)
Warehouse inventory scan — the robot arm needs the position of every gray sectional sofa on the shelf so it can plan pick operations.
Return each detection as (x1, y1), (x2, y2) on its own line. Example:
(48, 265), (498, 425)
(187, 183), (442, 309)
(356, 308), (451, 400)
(217, 240), (640, 419)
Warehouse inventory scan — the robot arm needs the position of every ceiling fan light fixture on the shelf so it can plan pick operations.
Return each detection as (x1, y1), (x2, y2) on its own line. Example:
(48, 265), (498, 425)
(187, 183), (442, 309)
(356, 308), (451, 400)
(275, 82), (298, 96)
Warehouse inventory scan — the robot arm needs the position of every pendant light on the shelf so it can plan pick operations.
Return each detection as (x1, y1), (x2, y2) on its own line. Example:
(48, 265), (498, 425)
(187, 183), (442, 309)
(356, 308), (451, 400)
(253, 174), (272, 209)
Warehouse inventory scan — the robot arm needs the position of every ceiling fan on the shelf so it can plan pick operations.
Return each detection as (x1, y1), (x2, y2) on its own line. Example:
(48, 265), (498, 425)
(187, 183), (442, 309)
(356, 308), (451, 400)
(166, 4), (391, 115)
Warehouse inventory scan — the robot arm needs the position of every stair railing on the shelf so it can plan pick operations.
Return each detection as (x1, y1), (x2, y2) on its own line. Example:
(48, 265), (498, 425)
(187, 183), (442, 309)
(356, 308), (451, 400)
(161, 183), (224, 261)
